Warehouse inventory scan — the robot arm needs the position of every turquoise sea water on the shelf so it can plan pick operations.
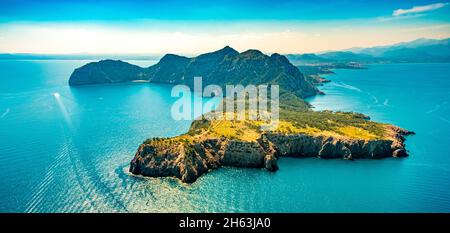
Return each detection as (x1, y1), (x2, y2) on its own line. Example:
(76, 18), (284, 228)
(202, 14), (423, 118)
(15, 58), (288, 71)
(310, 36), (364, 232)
(0, 60), (449, 212)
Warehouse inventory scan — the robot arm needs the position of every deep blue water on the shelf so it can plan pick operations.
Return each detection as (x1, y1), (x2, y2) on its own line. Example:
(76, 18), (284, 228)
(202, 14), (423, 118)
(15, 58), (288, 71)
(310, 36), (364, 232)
(0, 60), (449, 212)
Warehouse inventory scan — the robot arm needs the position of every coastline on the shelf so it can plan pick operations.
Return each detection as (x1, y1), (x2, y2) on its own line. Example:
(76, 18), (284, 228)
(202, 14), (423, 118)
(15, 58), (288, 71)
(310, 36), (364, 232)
(130, 125), (413, 183)
(129, 64), (415, 183)
(64, 49), (415, 184)
(3, 60), (448, 212)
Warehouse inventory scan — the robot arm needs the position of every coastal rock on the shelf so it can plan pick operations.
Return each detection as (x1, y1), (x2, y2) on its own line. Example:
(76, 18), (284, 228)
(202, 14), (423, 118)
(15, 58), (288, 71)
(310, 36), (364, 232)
(130, 138), (276, 183)
(221, 140), (265, 167)
(130, 125), (413, 183)
(392, 148), (408, 157)
(264, 154), (278, 171)
(265, 134), (395, 159)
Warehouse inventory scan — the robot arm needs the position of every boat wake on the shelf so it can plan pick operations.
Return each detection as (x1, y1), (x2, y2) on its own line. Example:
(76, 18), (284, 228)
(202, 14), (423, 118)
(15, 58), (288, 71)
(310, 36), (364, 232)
(0, 108), (10, 119)
(333, 82), (362, 92)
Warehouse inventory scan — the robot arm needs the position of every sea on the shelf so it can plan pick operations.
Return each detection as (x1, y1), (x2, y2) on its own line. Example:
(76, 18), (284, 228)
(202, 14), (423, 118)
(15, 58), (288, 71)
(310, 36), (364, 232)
(1, 60), (449, 212)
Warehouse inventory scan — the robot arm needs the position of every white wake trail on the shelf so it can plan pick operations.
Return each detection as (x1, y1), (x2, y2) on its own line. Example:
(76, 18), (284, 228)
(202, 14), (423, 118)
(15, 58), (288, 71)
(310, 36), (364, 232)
(0, 108), (10, 119)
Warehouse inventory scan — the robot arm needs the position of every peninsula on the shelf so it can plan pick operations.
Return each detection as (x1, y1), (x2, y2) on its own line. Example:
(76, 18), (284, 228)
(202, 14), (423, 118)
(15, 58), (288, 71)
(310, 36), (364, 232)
(69, 46), (414, 183)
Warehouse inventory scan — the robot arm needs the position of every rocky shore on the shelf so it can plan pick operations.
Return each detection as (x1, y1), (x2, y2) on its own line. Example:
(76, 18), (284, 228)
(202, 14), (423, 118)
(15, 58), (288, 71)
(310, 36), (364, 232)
(129, 125), (414, 183)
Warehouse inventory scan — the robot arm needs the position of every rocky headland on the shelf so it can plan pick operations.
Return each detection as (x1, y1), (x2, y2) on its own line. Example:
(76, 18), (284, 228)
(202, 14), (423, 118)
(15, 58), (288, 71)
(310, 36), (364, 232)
(129, 122), (414, 183)
(68, 46), (415, 183)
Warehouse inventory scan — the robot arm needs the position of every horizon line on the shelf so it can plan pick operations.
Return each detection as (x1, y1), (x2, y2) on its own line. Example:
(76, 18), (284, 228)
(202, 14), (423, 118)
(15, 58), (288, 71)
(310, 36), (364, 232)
(0, 36), (448, 57)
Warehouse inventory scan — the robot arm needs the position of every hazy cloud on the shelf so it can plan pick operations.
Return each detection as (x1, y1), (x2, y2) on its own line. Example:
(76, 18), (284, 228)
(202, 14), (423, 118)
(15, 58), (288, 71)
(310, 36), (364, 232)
(393, 2), (449, 17)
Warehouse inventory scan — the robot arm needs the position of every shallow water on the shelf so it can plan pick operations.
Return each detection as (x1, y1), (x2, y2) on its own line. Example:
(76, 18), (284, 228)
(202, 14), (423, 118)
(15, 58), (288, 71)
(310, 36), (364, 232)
(0, 61), (449, 212)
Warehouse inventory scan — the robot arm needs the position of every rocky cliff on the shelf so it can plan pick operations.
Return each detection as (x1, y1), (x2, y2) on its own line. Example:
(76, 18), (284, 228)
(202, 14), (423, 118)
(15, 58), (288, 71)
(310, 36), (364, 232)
(129, 125), (414, 183)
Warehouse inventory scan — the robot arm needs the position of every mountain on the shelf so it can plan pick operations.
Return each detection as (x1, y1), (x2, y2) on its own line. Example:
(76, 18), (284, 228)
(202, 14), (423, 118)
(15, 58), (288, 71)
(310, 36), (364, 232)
(287, 37), (450, 64)
(285, 53), (332, 64)
(347, 38), (450, 55)
(287, 51), (377, 65)
(68, 60), (144, 85)
(69, 46), (320, 99)
(318, 51), (375, 62)
(348, 38), (450, 62)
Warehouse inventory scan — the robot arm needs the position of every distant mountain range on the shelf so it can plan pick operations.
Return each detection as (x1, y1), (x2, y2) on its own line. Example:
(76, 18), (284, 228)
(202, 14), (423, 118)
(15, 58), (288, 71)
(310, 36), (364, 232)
(69, 46), (319, 99)
(3, 37), (448, 65)
(287, 37), (450, 65)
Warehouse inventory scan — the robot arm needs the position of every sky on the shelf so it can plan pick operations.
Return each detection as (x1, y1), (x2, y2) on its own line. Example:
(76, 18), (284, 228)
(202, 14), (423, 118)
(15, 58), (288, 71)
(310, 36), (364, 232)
(0, 0), (449, 55)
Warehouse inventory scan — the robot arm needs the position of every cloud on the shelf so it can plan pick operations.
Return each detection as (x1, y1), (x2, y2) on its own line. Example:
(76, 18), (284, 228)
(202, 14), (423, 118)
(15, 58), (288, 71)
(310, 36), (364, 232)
(393, 2), (449, 16)
(378, 13), (424, 22)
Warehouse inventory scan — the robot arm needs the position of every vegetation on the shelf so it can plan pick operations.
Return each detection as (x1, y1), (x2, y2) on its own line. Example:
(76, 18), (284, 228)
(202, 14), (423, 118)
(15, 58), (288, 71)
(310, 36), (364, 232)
(144, 96), (391, 147)
(69, 46), (397, 145)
